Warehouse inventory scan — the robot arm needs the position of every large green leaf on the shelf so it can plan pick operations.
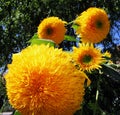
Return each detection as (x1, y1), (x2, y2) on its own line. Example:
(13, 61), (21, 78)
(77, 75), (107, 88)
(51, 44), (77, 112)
(28, 33), (55, 46)
(29, 39), (55, 46)
(102, 64), (120, 81)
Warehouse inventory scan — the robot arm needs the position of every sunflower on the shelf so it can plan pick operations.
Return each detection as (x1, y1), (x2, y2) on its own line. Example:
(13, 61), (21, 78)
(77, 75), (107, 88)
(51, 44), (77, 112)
(5, 44), (90, 115)
(72, 43), (104, 72)
(37, 17), (66, 44)
(74, 7), (110, 43)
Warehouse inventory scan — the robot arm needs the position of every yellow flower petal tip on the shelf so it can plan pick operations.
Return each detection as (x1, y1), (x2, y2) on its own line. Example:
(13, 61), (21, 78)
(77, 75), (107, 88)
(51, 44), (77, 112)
(103, 51), (111, 58)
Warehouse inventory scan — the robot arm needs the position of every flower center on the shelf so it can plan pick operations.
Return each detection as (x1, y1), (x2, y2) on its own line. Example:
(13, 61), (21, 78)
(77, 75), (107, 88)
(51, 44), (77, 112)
(82, 55), (92, 64)
(46, 28), (53, 35)
(96, 20), (103, 28)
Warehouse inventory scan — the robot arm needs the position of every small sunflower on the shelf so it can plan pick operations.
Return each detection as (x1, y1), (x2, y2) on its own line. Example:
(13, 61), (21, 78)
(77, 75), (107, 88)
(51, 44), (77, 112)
(5, 44), (90, 115)
(72, 43), (104, 72)
(74, 7), (110, 43)
(37, 17), (66, 44)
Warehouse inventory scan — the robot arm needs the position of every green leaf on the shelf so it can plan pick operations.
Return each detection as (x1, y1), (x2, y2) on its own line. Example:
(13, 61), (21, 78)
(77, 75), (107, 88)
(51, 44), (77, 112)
(14, 110), (21, 115)
(30, 39), (55, 47)
(72, 24), (79, 30)
(64, 35), (78, 42)
(28, 33), (39, 43)
(28, 33), (55, 47)
(102, 64), (120, 81)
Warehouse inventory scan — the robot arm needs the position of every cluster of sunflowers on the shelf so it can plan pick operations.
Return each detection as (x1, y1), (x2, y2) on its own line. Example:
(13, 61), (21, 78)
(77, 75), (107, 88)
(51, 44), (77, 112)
(5, 7), (118, 115)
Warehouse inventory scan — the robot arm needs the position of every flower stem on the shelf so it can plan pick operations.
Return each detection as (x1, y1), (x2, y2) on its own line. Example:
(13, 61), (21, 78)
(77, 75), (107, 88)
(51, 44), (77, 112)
(93, 76), (100, 115)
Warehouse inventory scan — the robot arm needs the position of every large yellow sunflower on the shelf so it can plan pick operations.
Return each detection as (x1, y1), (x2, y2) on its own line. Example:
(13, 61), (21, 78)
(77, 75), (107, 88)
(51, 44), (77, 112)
(74, 7), (110, 43)
(37, 17), (66, 44)
(5, 44), (90, 115)
(72, 43), (105, 72)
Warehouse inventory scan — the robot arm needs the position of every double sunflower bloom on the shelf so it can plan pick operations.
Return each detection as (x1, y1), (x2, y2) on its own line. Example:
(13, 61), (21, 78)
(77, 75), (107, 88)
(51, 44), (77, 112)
(74, 7), (110, 43)
(5, 7), (111, 115)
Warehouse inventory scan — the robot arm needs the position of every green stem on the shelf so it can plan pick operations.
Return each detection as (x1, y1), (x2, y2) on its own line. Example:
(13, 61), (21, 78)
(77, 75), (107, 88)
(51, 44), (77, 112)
(80, 102), (84, 115)
(93, 76), (100, 115)
(0, 100), (5, 112)
(66, 21), (74, 26)
(93, 90), (99, 115)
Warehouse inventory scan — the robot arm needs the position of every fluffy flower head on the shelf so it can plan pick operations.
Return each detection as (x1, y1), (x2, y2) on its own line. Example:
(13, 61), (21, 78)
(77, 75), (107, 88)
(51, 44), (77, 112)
(72, 43), (105, 72)
(37, 17), (66, 44)
(74, 7), (110, 43)
(5, 44), (90, 115)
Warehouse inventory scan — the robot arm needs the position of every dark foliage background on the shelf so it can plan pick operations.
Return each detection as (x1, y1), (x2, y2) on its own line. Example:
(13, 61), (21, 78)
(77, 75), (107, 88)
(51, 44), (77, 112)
(0, 0), (120, 114)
